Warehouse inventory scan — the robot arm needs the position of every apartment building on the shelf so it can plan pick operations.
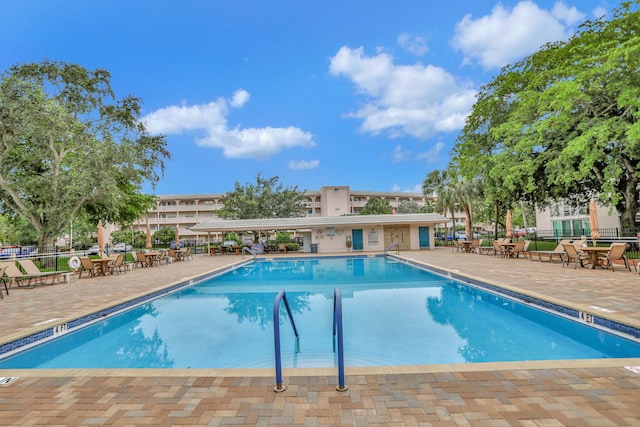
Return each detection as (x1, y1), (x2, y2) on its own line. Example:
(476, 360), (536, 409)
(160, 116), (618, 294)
(134, 186), (430, 244)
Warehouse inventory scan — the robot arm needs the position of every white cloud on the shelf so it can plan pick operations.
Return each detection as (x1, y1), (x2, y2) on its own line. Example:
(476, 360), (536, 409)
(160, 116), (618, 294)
(551, 2), (585, 25)
(230, 89), (250, 107)
(329, 46), (476, 139)
(288, 159), (319, 170)
(391, 145), (412, 163)
(592, 6), (607, 19)
(416, 141), (446, 165)
(398, 32), (428, 56)
(390, 183), (423, 194)
(141, 90), (316, 159)
(451, 1), (585, 70)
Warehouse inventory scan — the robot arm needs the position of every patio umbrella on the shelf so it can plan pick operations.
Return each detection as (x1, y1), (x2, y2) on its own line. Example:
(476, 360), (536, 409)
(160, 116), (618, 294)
(97, 220), (105, 253)
(174, 226), (180, 248)
(505, 210), (513, 238)
(146, 221), (153, 249)
(589, 200), (600, 243)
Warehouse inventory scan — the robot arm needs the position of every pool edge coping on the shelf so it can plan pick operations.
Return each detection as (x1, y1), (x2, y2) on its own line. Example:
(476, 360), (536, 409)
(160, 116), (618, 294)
(4, 357), (640, 378)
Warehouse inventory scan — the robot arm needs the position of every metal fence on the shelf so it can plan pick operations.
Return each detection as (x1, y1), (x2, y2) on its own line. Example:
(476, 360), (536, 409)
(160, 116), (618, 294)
(436, 228), (640, 261)
(0, 243), (212, 272)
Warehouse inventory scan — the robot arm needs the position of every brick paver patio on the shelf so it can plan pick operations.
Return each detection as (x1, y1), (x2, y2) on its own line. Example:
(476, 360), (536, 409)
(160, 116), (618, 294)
(1, 248), (639, 426)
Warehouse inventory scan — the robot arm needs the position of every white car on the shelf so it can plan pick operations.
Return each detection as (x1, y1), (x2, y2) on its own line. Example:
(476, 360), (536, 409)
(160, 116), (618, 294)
(113, 243), (133, 252)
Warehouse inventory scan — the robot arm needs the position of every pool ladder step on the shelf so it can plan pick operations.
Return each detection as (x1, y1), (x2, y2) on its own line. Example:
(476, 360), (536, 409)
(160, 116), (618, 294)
(273, 288), (347, 392)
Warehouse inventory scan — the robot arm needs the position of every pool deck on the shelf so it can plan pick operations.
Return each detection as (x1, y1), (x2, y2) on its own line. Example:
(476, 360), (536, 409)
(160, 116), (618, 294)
(1, 249), (639, 426)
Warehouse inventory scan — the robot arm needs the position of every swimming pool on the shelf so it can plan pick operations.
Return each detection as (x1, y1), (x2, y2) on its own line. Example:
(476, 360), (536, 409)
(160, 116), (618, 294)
(1, 256), (639, 369)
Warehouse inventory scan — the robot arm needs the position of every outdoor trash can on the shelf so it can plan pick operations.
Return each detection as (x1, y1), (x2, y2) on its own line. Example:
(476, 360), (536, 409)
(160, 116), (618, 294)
(310, 244), (318, 253)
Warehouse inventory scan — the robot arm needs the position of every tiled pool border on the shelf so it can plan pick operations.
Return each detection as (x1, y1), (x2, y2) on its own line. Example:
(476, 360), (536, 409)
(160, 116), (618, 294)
(396, 255), (640, 341)
(2, 254), (638, 362)
(0, 261), (251, 358)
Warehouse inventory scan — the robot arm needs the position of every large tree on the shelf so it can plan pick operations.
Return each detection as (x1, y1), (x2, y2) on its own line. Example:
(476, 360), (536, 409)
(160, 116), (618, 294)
(454, 1), (640, 229)
(0, 60), (169, 247)
(360, 196), (393, 215)
(217, 174), (307, 219)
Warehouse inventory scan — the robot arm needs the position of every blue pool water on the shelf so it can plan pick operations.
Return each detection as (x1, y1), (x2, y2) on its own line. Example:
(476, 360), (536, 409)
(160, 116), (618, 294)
(1, 256), (639, 369)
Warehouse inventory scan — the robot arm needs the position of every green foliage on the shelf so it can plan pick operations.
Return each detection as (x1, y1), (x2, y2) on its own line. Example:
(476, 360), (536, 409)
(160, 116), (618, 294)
(423, 168), (481, 236)
(360, 197), (393, 215)
(110, 228), (147, 247)
(274, 231), (292, 244)
(286, 242), (300, 251)
(218, 174), (307, 219)
(396, 200), (422, 214)
(453, 1), (640, 229)
(0, 214), (38, 245)
(223, 233), (241, 245)
(0, 60), (170, 247)
(154, 227), (176, 244)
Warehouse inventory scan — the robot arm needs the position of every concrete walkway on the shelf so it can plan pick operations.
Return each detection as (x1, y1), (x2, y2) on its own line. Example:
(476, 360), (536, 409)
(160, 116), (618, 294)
(1, 249), (639, 426)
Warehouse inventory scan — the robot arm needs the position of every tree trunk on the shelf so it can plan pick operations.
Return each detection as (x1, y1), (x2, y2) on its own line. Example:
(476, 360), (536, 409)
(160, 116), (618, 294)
(464, 204), (472, 239)
(493, 203), (500, 239)
(449, 208), (456, 246)
(618, 177), (639, 230)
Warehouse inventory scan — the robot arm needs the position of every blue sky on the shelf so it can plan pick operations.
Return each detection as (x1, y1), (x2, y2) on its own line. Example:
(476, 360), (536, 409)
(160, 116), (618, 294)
(1, 0), (616, 196)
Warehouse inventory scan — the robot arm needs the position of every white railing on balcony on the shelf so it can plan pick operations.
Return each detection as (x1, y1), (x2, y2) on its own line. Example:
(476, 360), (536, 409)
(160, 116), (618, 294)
(152, 204), (222, 212)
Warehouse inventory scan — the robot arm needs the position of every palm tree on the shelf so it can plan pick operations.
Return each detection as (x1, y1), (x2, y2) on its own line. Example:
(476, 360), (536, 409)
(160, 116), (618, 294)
(424, 168), (482, 241)
(423, 170), (457, 241)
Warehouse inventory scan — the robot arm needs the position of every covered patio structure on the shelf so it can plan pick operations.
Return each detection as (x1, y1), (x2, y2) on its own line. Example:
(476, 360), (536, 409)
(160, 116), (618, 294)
(189, 213), (448, 253)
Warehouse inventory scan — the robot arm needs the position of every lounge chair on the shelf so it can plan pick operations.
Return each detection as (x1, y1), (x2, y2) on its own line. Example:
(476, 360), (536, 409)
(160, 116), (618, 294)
(1, 261), (46, 288)
(108, 254), (126, 274)
(0, 265), (8, 298)
(278, 243), (287, 253)
(511, 240), (528, 258)
(561, 244), (588, 269)
(135, 251), (150, 267)
(79, 256), (98, 278)
(0, 261), (24, 290)
(161, 250), (174, 264)
(529, 240), (570, 262)
(601, 243), (632, 272)
(492, 240), (506, 257)
(17, 259), (65, 285)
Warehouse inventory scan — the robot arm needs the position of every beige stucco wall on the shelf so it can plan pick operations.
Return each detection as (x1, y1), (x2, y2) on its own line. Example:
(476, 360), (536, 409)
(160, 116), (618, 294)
(310, 223), (435, 253)
(319, 186), (351, 217)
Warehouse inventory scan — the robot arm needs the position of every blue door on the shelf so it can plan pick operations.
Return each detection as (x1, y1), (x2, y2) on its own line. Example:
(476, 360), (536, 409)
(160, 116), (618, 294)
(352, 229), (363, 250)
(419, 226), (430, 248)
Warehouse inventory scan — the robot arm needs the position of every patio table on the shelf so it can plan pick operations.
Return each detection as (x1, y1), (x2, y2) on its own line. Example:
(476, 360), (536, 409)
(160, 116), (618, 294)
(498, 242), (516, 257)
(91, 258), (112, 276)
(459, 241), (474, 253)
(579, 246), (610, 269)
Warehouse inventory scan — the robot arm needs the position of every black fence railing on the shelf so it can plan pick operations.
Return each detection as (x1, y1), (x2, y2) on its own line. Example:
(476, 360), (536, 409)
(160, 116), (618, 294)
(0, 243), (214, 272)
(436, 228), (640, 260)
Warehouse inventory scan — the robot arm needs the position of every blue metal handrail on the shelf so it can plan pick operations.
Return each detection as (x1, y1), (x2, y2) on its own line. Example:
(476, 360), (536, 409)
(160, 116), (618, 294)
(384, 242), (399, 255)
(273, 290), (300, 392)
(333, 288), (348, 392)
